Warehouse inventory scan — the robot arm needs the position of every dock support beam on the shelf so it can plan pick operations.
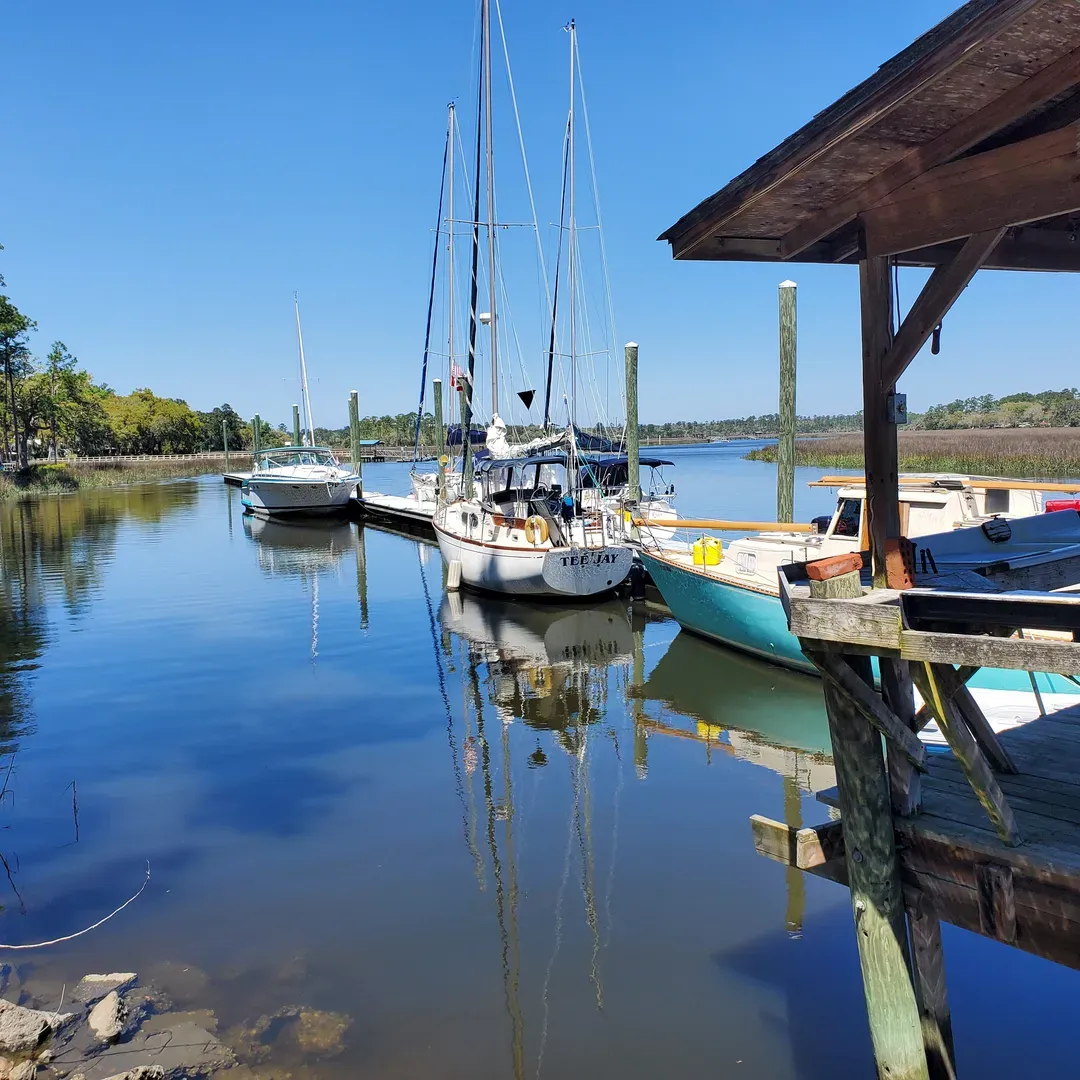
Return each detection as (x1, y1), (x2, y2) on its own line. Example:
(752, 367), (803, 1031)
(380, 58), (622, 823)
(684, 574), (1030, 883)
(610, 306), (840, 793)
(625, 342), (641, 504)
(777, 281), (797, 524)
(349, 390), (362, 494)
(823, 654), (930, 1080)
(293, 403), (301, 446)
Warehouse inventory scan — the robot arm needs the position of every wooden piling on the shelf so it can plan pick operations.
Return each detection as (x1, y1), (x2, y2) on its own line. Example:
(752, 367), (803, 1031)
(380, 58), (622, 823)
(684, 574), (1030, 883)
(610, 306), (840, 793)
(625, 342), (640, 504)
(349, 391), (362, 493)
(293, 403), (301, 446)
(433, 378), (445, 491)
(222, 420), (230, 472)
(822, 655), (930, 1080)
(253, 415), (262, 457)
(777, 280), (797, 524)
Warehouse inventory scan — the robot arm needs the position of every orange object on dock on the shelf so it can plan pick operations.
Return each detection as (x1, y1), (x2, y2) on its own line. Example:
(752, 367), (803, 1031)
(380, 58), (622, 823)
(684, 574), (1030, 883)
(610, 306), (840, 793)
(806, 553), (863, 582)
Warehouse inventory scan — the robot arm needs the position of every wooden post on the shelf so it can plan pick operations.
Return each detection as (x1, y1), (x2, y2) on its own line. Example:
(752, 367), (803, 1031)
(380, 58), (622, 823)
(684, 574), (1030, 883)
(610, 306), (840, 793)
(859, 256), (899, 588)
(459, 385), (474, 498)
(908, 893), (956, 1080)
(881, 659), (921, 817)
(783, 774), (806, 938)
(222, 420), (230, 473)
(349, 390), (362, 495)
(822, 654), (929, 1080)
(292, 403), (301, 446)
(433, 378), (445, 491)
(777, 280), (797, 524)
(632, 622), (647, 779)
(253, 415), (261, 457)
(625, 342), (641, 504)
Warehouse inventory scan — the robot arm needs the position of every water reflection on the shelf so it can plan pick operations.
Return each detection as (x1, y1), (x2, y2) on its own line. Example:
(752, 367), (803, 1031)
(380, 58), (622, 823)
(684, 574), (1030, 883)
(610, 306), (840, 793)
(242, 514), (371, 649)
(0, 484), (198, 740)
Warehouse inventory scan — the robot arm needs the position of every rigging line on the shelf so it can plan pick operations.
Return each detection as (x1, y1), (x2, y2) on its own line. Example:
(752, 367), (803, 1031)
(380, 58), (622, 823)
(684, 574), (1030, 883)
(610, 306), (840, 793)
(535, 745), (581, 1080)
(420, 547), (483, 882)
(493, 0), (555, 351)
(470, 653), (524, 1080)
(545, 116), (572, 430)
(414, 113), (452, 461)
(574, 32), (622, 421)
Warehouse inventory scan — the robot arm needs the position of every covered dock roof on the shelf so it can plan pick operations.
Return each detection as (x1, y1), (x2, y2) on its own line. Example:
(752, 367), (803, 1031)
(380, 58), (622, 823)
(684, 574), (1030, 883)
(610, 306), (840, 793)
(661, 0), (1080, 271)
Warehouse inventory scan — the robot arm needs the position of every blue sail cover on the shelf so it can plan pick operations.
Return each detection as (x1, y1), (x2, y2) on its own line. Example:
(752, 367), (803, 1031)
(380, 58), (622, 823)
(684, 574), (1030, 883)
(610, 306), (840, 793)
(573, 425), (623, 452)
(446, 425), (488, 447)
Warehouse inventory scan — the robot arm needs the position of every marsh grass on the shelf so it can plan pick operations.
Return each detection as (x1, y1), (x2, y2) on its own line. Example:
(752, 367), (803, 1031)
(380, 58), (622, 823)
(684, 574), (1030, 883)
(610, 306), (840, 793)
(745, 427), (1080, 482)
(0, 458), (245, 501)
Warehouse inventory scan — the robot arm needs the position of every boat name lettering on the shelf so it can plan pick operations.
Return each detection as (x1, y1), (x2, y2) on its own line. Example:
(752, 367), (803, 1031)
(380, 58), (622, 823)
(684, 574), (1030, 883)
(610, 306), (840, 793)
(559, 551), (621, 567)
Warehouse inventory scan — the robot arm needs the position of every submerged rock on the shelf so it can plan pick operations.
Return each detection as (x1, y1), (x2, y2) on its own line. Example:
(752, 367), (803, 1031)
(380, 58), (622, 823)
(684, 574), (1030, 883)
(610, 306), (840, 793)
(293, 1011), (349, 1057)
(87, 993), (124, 1043)
(72, 976), (137, 1007)
(0, 999), (73, 1055)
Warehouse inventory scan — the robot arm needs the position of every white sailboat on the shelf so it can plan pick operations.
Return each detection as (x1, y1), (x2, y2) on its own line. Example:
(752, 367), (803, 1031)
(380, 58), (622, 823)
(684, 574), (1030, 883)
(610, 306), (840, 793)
(433, 11), (633, 598)
(242, 296), (361, 516)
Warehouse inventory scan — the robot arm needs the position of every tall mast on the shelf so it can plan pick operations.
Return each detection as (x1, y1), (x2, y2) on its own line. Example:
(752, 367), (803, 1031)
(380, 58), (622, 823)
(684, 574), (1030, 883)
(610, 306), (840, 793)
(294, 293), (315, 445)
(567, 19), (577, 432)
(447, 103), (456, 427)
(482, 0), (498, 417)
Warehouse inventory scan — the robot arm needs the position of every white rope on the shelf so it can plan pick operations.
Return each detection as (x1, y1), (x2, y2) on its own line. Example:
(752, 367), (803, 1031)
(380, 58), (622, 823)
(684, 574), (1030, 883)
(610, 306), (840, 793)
(0, 863), (150, 950)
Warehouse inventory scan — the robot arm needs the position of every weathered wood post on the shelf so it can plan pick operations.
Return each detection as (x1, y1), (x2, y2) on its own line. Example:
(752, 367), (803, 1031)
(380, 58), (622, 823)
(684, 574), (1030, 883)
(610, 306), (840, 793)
(625, 342), (641, 503)
(349, 390), (362, 494)
(252, 415), (262, 457)
(222, 420), (230, 473)
(433, 377), (445, 490)
(777, 280), (797, 524)
(292, 404), (301, 446)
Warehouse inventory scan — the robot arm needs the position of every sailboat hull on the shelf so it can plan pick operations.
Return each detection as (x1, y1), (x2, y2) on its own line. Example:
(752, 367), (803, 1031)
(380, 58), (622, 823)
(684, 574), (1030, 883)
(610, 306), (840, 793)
(434, 521), (632, 598)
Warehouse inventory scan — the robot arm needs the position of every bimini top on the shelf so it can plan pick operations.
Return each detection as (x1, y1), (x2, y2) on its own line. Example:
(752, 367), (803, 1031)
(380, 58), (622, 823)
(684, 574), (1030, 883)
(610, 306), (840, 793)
(582, 455), (674, 469)
(255, 445), (334, 456)
(477, 454), (568, 473)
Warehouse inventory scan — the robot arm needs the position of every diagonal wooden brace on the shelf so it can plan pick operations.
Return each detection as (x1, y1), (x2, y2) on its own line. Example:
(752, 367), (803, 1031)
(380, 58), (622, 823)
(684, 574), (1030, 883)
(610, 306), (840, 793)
(810, 651), (928, 771)
(913, 661), (1021, 846)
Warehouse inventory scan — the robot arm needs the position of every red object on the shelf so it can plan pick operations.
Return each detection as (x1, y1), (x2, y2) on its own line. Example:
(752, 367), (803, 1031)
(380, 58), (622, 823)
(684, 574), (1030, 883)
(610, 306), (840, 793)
(1046, 499), (1080, 513)
(806, 552), (864, 582)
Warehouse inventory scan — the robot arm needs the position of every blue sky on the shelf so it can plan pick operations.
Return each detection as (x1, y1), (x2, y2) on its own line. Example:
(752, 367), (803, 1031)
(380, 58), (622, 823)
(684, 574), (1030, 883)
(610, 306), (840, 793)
(4, 0), (1077, 427)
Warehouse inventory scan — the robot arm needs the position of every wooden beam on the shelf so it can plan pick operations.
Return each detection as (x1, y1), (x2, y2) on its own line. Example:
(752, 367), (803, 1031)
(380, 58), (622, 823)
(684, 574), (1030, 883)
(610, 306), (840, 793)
(901, 628), (1080, 671)
(663, 0), (1049, 259)
(820, 658), (930, 1080)
(882, 659), (922, 816)
(907, 892), (956, 1080)
(912, 662), (1021, 846)
(860, 255), (898, 587)
(781, 44), (1080, 257)
(812, 651), (929, 771)
(976, 862), (1017, 944)
(881, 230), (1006, 388)
(750, 815), (846, 869)
(863, 125), (1080, 257)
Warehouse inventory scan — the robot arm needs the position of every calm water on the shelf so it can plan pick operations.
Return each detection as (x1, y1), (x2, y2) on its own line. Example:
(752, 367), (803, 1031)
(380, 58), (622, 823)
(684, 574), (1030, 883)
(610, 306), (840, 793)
(1, 444), (1078, 1078)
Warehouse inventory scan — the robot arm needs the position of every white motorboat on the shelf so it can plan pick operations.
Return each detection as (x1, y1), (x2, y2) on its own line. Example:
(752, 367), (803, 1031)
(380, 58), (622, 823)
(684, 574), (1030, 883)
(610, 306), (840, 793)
(242, 446), (360, 516)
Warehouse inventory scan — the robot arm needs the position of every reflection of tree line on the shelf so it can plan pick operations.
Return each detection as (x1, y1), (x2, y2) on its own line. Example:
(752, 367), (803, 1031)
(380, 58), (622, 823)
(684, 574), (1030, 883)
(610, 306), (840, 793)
(0, 484), (198, 736)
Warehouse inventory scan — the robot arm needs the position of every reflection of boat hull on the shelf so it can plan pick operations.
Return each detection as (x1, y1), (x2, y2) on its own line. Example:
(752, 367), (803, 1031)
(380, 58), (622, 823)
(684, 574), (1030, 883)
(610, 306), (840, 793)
(642, 630), (829, 753)
(242, 476), (359, 515)
(434, 520), (632, 598)
(641, 549), (810, 671)
(244, 515), (355, 575)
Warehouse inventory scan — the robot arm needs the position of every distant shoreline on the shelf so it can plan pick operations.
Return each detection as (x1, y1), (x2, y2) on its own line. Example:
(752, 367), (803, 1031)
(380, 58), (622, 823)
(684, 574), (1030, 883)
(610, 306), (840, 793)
(745, 427), (1080, 481)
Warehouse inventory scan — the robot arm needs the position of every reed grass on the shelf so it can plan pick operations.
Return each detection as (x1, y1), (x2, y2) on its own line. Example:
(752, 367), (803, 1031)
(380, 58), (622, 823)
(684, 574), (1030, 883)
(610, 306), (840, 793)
(0, 459), (234, 502)
(745, 427), (1080, 482)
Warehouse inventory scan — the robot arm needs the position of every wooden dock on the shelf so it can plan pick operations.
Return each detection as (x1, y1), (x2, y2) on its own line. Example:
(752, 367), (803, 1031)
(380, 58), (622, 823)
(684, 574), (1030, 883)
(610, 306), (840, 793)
(658, 2), (1080, 1075)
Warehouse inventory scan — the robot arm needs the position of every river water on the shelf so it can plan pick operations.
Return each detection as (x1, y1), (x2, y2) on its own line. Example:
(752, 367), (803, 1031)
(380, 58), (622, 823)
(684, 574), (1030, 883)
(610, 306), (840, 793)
(1, 443), (1077, 1078)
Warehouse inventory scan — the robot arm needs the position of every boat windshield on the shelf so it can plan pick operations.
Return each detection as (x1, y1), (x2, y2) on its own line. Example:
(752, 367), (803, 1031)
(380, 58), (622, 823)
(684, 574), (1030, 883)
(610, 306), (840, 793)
(255, 448), (337, 471)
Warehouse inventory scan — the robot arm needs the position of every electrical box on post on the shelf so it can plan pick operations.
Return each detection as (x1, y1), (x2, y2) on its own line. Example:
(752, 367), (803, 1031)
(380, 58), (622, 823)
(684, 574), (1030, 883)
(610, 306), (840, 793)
(887, 393), (908, 425)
